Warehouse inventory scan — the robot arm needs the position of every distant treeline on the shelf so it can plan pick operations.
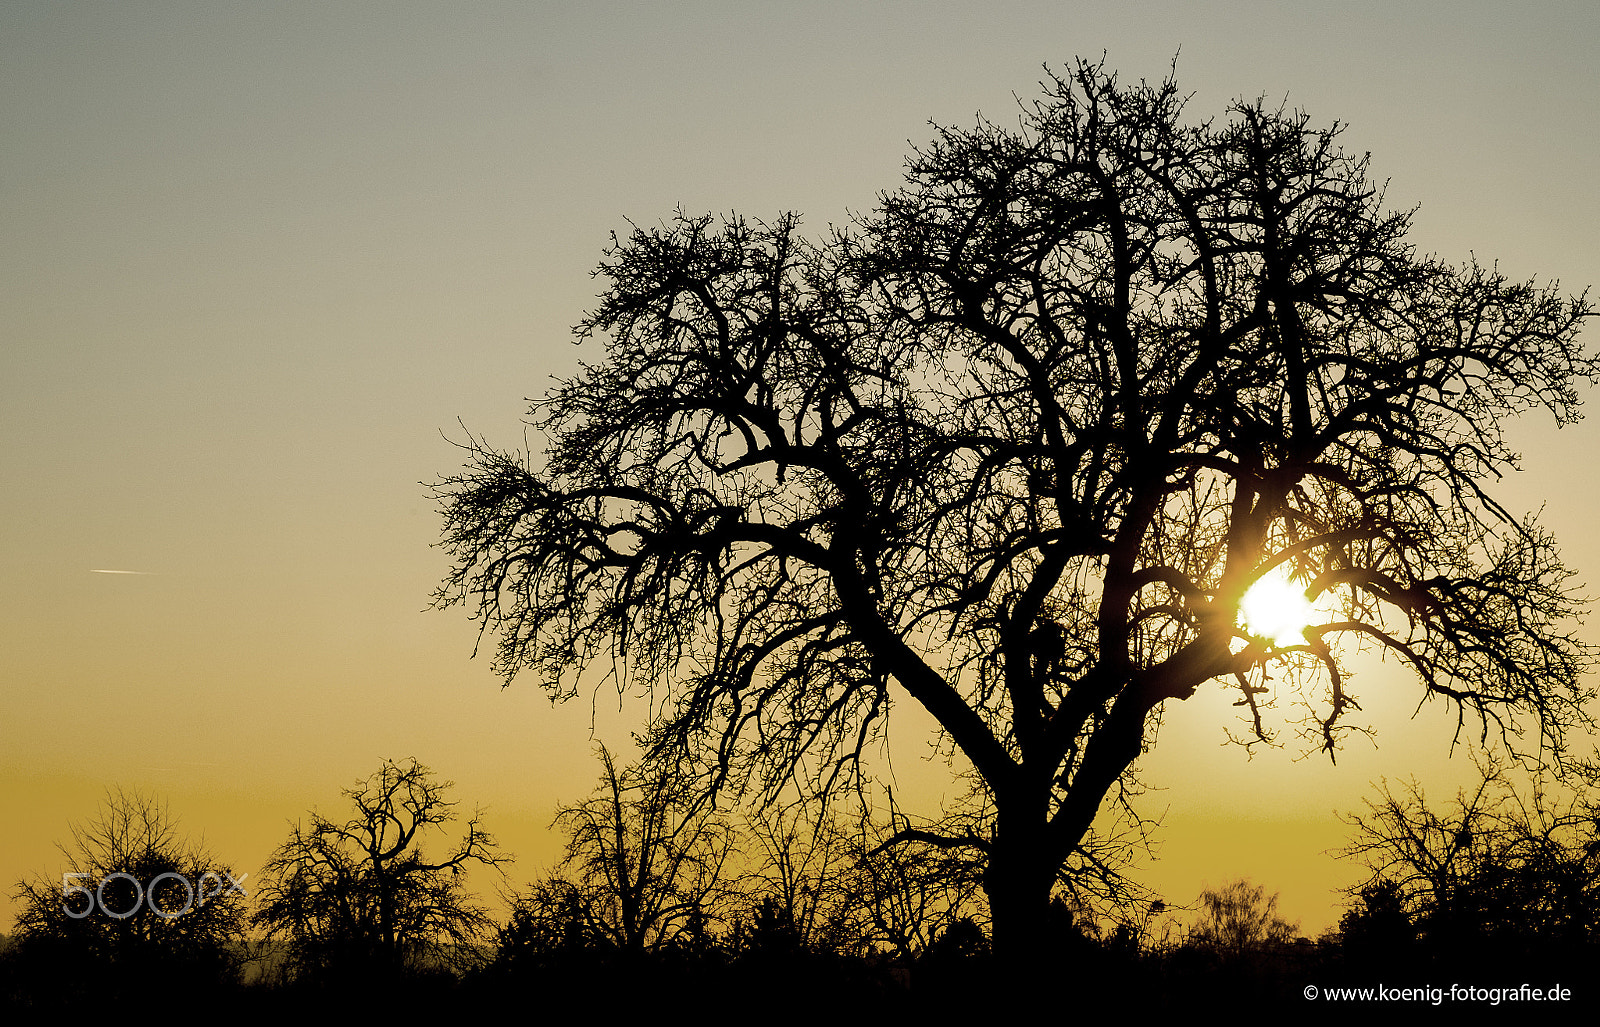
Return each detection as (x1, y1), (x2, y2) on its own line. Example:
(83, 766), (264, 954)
(3, 754), (1595, 1013)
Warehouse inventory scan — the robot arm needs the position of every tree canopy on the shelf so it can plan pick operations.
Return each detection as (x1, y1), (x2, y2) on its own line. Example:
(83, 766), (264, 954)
(1337, 758), (1600, 962)
(7, 789), (248, 1005)
(253, 758), (507, 980)
(547, 745), (733, 957)
(432, 58), (1596, 956)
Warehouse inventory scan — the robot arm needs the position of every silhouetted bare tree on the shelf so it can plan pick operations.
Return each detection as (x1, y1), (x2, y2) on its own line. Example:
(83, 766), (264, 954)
(253, 758), (506, 981)
(6, 789), (247, 1006)
(835, 812), (988, 962)
(1185, 878), (1298, 961)
(548, 746), (733, 957)
(1336, 760), (1600, 963)
(432, 57), (1596, 962)
(490, 874), (593, 974)
(739, 805), (853, 954)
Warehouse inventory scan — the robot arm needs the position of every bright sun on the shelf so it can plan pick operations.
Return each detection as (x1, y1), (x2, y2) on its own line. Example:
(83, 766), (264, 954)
(1239, 570), (1316, 648)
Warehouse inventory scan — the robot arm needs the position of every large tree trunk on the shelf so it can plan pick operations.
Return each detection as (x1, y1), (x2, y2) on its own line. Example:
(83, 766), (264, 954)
(985, 790), (1062, 978)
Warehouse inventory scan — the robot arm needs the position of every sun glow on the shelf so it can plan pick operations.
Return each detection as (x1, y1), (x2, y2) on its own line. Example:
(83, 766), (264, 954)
(1239, 570), (1317, 648)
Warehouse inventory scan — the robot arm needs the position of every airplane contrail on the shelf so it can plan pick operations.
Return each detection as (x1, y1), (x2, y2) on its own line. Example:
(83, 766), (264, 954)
(89, 569), (153, 575)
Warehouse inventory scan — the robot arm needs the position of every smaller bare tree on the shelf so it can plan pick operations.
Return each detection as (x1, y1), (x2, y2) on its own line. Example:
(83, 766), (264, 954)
(550, 746), (733, 957)
(738, 805), (854, 954)
(7, 789), (248, 1003)
(253, 757), (507, 980)
(1337, 759), (1600, 954)
(494, 874), (592, 965)
(835, 813), (988, 962)
(1185, 879), (1298, 961)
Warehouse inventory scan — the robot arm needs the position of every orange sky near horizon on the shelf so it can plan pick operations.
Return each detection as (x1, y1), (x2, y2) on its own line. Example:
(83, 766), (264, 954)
(4, 0), (1598, 940)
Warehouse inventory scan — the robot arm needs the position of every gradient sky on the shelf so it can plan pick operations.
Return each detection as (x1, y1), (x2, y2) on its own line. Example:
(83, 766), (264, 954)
(4, 0), (1598, 936)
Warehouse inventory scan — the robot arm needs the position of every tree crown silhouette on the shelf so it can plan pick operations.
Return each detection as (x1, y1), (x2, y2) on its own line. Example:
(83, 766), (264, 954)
(432, 58), (1596, 955)
(253, 757), (506, 979)
(7, 789), (248, 1002)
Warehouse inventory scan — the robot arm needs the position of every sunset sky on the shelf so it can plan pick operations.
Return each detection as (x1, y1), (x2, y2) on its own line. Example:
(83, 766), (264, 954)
(4, 1), (1598, 936)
